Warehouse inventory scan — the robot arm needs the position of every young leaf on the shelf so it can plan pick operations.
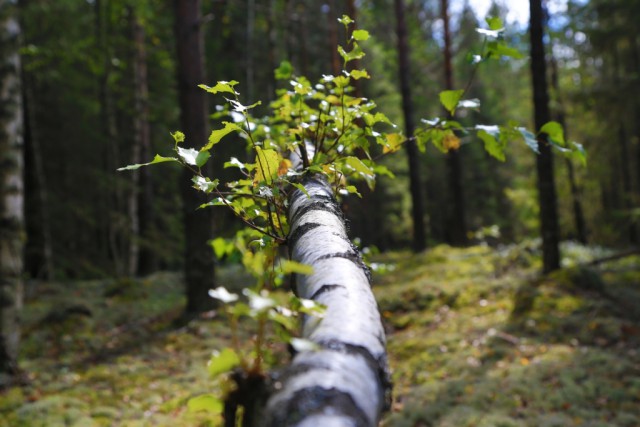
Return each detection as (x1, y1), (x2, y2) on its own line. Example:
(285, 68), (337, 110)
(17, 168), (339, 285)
(344, 156), (374, 179)
(187, 394), (223, 414)
(275, 60), (293, 80)
(570, 141), (587, 166)
(254, 147), (280, 184)
(381, 133), (404, 154)
(477, 128), (506, 161)
(196, 151), (211, 167)
(203, 122), (241, 151)
(192, 176), (218, 193)
(486, 16), (504, 31)
(540, 121), (565, 146)
(208, 348), (241, 377)
(352, 29), (370, 41)
(281, 260), (314, 275)
(198, 80), (239, 95)
(338, 15), (354, 26)
(171, 131), (185, 144)
(349, 69), (370, 80)
(117, 154), (179, 171)
(439, 89), (464, 114)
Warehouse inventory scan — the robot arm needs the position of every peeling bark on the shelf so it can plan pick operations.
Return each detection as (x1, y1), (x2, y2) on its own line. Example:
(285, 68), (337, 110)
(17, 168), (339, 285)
(263, 175), (391, 426)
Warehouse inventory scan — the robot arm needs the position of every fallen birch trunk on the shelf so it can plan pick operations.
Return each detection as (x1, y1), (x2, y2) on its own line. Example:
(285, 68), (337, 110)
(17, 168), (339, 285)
(263, 174), (392, 427)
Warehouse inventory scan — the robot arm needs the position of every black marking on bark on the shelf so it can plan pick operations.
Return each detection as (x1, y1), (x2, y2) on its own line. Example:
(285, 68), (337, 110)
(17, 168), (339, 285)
(309, 284), (346, 301)
(289, 198), (342, 227)
(266, 386), (370, 427)
(318, 339), (392, 411)
(288, 222), (321, 254)
(314, 245), (372, 283)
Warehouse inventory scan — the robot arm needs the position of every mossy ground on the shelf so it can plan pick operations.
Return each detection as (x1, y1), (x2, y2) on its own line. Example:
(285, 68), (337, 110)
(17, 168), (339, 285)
(1, 243), (639, 426)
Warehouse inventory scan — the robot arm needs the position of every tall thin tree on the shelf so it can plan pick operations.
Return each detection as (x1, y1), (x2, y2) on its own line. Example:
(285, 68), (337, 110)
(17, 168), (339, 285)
(130, 6), (157, 275)
(441, 0), (468, 246)
(0, 0), (24, 382)
(529, 0), (560, 272)
(174, 0), (216, 315)
(394, 0), (427, 252)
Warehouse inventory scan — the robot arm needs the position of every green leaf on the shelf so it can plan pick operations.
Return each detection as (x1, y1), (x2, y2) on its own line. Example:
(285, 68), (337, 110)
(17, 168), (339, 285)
(344, 156), (374, 178)
(338, 44), (365, 63)
(192, 176), (218, 193)
(380, 133), (404, 154)
(349, 69), (370, 80)
(117, 154), (179, 171)
(254, 147), (280, 184)
(171, 131), (185, 144)
(281, 260), (314, 275)
(517, 127), (540, 154)
(487, 41), (524, 59)
(196, 151), (211, 167)
(338, 15), (354, 26)
(203, 122), (241, 151)
(344, 185), (362, 197)
(210, 237), (232, 259)
(198, 80), (239, 95)
(208, 348), (241, 377)
(477, 129), (506, 162)
(570, 141), (587, 166)
(275, 60), (293, 80)
(352, 29), (370, 41)
(486, 16), (504, 31)
(439, 89), (464, 114)
(187, 394), (223, 414)
(540, 121), (565, 146)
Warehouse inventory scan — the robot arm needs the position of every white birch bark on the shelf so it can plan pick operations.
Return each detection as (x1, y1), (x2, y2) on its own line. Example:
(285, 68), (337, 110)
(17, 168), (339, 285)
(0, 0), (24, 381)
(263, 175), (391, 427)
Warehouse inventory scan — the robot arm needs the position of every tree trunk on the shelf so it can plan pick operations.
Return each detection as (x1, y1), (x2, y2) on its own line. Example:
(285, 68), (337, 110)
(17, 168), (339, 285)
(441, 0), (468, 246)
(263, 174), (391, 426)
(529, 0), (560, 273)
(0, 0), (24, 383)
(21, 63), (53, 280)
(130, 8), (156, 276)
(394, 0), (426, 252)
(549, 54), (587, 244)
(174, 0), (216, 315)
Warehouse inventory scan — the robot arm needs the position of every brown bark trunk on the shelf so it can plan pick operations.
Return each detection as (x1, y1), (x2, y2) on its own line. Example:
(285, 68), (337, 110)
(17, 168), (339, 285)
(130, 8), (156, 276)
(529, 0), (560, 273)
(174, 0), (216, 315)
(441, 0), (468, 246)
(395, 0), (426, 252)
(549, 54), (587, 244)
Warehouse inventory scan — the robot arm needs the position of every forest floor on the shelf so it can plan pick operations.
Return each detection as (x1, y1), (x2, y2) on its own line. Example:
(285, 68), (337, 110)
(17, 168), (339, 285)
(1, 242), (639, 427)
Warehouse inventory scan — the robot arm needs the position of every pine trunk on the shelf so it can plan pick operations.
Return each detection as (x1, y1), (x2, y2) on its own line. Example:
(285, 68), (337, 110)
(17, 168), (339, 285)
(174, 0), (216, 315)
(0, 0), (24, 382)
(529, 0), (560, 273)
(394, 0), (426, 252)
(441, 0), (467, 246)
